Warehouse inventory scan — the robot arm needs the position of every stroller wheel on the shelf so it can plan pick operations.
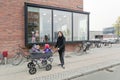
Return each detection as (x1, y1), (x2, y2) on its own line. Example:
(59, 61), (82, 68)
(48, 58), (53, 63)
(41, 60), (47, 66)
(29, 68), (37, 75)
(27, 62), (35, 68)
(46, 64), (52, 71)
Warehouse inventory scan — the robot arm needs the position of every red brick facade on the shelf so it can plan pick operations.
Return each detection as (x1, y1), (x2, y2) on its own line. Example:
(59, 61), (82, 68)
(0, 0), (83, 56)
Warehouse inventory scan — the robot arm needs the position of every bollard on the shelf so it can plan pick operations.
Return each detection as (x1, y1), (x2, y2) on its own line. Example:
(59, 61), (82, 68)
(2, 51), (8, 65)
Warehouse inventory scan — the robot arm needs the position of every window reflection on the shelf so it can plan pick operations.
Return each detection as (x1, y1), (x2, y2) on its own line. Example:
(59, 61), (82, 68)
(27, 7), (52, 43)
(53, 10), (72, 41)
(73, 13), (88, 41)
(28, 7), (39, 43)
(39, 9), (52, 43)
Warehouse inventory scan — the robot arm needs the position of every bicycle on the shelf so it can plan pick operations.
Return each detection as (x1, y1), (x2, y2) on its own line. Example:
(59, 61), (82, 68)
(102, 41), (112, 48)
(11, 44), (30, 66)
(74, 42), (86, 55)
(94, 42), (102, 48)
(74, 41), (93, 56)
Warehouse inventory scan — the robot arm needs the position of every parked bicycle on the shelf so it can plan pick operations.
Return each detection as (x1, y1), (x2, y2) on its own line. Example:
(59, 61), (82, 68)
(11, 44), (30, 66)
(74, 41), (93, 55)
(94, 42), (102, 48)
(101, 40), (112, 48)
(74, 42), (84, 54)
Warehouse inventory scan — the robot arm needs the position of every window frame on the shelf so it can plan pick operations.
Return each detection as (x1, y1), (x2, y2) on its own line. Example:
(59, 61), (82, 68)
(24, 2), (90, 46)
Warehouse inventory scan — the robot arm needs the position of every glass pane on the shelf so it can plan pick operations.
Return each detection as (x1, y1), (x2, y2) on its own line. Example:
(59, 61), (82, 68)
(28, 7), (39, 43)
(27, 7), (52, 43)
(53, 10), (72, 42)
(73, 13), (88, 41)
(39, 9), (52, 43)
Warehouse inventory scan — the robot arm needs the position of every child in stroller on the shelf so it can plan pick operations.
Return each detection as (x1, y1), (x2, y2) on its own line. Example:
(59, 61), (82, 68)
(28, 44), (53, 75)
(44, 44), (52, 53)
(31, 44), (42, 53)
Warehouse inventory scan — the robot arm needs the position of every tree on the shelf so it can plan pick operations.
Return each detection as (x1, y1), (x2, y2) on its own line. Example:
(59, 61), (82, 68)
(113, 16), (120, 41)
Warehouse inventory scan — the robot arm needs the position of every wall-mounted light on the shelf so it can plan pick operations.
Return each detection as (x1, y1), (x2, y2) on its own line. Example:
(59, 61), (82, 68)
(63, 15), (67, 18)
(42, 0), (48, 1)
(43, 13), (47, 16)
(77, 5), (83, 9)
(54, 14), (57, 17)
(25, 0), (30, 2)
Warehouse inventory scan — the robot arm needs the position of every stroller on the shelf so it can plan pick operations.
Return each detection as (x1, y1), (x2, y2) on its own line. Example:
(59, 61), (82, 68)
(27, 50), (53, 75)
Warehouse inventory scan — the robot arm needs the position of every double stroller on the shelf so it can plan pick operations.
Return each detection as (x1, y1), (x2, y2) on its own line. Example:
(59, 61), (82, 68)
(27, 50), (53, 75)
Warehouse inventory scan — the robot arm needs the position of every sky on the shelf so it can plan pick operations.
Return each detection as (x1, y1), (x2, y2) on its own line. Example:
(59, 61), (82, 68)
(84, 0), (120, 31)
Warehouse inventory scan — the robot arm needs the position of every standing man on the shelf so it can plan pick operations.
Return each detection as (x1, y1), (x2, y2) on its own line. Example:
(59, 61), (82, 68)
(55, 31), (66, 69)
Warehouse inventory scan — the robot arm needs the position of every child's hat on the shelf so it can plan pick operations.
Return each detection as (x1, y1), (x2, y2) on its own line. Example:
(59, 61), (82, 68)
(45, 44), (50, 48)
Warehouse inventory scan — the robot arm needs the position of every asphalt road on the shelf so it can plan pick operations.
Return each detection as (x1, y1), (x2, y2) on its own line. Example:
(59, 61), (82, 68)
(72, 65), (120, 80)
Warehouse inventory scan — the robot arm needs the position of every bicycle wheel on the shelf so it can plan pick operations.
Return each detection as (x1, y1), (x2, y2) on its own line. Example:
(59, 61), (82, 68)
(12, 53), (23, 66)
(74, 47), (80, 54)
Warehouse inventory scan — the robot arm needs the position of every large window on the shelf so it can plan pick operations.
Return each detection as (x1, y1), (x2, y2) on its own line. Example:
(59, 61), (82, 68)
(27, 7), (52, 43)
(39, 9), (52, 42)
(73, 13), (88, 41)
(25, 3), (89, 45)
(53, 10), (72, 41)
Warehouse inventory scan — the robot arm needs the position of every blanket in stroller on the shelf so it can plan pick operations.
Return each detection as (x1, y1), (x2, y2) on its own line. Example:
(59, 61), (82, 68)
(30, 51), (53, 59)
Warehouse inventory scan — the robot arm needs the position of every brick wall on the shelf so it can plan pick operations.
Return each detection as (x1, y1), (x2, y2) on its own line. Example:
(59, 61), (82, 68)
(0, 0), (83, 57)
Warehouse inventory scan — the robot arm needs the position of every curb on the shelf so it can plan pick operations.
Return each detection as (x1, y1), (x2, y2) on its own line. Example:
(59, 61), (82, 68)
(64, 62), (120, 80)
(31, 60), (120, 80)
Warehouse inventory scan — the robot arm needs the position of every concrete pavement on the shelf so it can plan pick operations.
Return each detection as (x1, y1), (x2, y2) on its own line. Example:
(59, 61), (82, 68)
(0, 44), (120, 80)
(72, 64), (120, 80)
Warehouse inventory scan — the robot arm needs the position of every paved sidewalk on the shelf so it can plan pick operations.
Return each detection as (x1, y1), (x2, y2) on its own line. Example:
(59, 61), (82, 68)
(0, 44), (120, 80)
